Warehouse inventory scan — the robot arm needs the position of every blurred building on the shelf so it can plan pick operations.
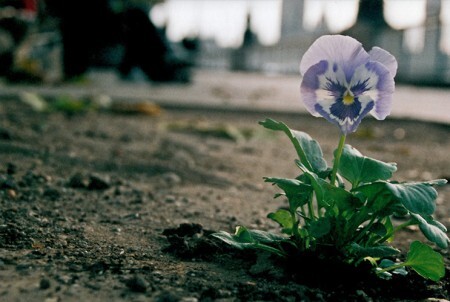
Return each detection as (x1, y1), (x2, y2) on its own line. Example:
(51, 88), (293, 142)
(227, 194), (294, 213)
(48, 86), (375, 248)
(395, 0), (449, 85)
(194, 0), (450, 86)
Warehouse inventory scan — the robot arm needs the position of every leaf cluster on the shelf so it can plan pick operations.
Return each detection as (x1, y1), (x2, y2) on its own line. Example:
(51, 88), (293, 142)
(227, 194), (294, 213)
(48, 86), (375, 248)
(213, 118), (449, 281)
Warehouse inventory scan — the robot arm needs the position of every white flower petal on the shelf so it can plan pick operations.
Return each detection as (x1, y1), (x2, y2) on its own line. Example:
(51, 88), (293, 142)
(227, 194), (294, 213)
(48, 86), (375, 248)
(300, 35), (370, 82)
(369, 47), (398, 77)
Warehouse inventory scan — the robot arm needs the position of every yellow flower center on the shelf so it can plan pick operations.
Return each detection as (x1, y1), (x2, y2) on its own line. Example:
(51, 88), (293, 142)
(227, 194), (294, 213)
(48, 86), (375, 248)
(343, 92), (354, 105)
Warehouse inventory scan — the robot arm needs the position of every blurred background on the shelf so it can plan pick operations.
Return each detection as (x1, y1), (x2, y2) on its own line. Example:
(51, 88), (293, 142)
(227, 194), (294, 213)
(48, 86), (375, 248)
(0, 0), (449, 86)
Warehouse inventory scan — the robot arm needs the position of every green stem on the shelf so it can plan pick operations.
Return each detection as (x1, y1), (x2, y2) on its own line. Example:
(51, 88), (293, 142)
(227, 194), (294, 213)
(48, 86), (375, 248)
(375, 220), (416, 245)
(331, 134), (346, 186)
(352, 215), (377, 244)
(297, 206), (308, 227)
(314, 191), (322, 218)
(253, 243), (287, 258)
(342, 207), (369, 244)
(291, 211), (301, 240)
(393, 220), (416, 233)
(376, 263), (406, 275)
(308, 194), (316, 220)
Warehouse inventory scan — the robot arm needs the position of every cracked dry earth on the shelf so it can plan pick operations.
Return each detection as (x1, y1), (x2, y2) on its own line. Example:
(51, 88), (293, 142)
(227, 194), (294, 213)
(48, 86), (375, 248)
(0, 97), (449, 301)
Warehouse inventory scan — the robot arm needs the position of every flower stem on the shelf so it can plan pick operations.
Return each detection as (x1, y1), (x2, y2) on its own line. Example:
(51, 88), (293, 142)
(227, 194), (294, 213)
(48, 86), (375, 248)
(254, 243), (287, 258)
(331, 134), (346, 186)
(291, 211), (301, 240)
(375, 220), (416, 245)
(376, 263), (406, 275)
(352, 215), (377, 243)
(308, 197), (316, 220)
(393, 220), (416, 233)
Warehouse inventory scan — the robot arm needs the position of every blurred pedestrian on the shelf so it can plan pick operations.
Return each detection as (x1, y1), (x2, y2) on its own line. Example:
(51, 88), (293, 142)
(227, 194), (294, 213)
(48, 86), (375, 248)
(0, 0), (36, 77)
(117, 1), (190, 82)
(44, 0), (120, 80)
(43, 0), (190, 83)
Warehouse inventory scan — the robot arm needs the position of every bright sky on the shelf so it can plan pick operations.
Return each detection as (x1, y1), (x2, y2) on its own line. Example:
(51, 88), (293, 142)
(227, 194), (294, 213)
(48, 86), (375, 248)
(302, 0), (359, 32)
(151, 0), (283, 47)
(151, 0), (450, 52)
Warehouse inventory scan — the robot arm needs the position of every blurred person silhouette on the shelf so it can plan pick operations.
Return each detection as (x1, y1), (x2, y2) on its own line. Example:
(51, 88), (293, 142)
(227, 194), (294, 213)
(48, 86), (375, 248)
(43, 0), (119, 80)
(117, 0), (191, 83)
(0, 0), (36, 78)
(42, 0), (117, 79)
(43, 0), (190, 83)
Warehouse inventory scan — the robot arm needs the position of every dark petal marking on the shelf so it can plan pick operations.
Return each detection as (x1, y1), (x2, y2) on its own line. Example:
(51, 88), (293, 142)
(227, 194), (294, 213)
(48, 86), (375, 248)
(314, 103), (338, 127)
(360, 61), (395, 119)
(330, 97), (362, 121)
(345, 99), (375, 133)
(333, 63), (338, 72)
(301, 60), (329, 90)
(351, 78), (372, 96)
(324, 77), (346, 98)
(315, 98), (375, 134)
(365, 61), (393, 92)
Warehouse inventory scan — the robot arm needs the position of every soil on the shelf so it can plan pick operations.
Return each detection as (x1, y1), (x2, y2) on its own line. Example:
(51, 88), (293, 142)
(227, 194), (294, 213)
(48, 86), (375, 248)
(1, 97), (449, 301)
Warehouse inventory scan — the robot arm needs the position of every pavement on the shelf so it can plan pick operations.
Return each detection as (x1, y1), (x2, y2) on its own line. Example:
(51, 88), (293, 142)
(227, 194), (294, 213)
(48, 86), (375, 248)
(0, 68), (449, 125)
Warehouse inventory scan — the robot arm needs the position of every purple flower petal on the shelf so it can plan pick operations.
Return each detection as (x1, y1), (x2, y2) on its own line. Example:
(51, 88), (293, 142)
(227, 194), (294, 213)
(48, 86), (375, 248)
(314, 92), (375, 134)
(300, 35), (370, 83)
(362, 61), (395, 120)
(300, 60), (329, 116)
(350, 61), (395, 120)
(301, 59), (348, 117)
(369, 47), (398, 77)
(300, 35), (396, 134)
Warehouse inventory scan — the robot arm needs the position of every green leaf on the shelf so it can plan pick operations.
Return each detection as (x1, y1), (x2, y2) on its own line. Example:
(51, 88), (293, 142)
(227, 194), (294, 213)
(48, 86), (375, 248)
(383, 217), (394, 243)
(295, 162), (325, 206)
(349, 243), (400, 258)
(234, 226), (254, 242)
(212, 230), (252, 250)
(230, 226), (287, 245)
(411, 214), (449, 249)
(371, 191), (396, 214)
(297, 161), (359, 211)
(308, 217), (331, 238)
(404, 241), (445, 281)
(368, 222), (388, 237)
(292, 130), (328, 173)
(264, 177), (312, 209)
(19, 92), (49, 112)
(424, 179), (448, 186)
(259, 118), (327, 173)
(379, 259), (408, 276)
(268, 209), (294, 234)
(354, 185), (397, 216)
(264, 177), (308, 192)
(212, 226), (288, 257)
(388, 182), (439, 216)
(325, 183), (360, 212)
(53, 96), (93, 113)
(337, 145), (397, 187)
(356, 181), (441, 216)
(248, 229), (287, 244)
(212, 231), (246, 249)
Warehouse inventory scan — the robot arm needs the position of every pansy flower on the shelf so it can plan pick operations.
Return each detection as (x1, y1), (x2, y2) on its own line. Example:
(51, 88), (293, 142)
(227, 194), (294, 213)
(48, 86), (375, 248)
(300, 35), (397, 134)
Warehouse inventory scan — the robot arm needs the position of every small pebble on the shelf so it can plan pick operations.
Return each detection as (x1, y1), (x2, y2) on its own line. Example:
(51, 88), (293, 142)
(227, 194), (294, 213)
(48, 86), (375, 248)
(126, 275), (149, 293)
(162, 172), (181, 185)
(88, 175), (110, 190)
(40, 278), (51, 290)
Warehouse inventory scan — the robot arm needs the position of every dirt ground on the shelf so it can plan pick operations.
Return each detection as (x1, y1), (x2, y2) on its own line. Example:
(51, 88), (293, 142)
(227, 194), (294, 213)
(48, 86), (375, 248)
(0, 97), (449, 301)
